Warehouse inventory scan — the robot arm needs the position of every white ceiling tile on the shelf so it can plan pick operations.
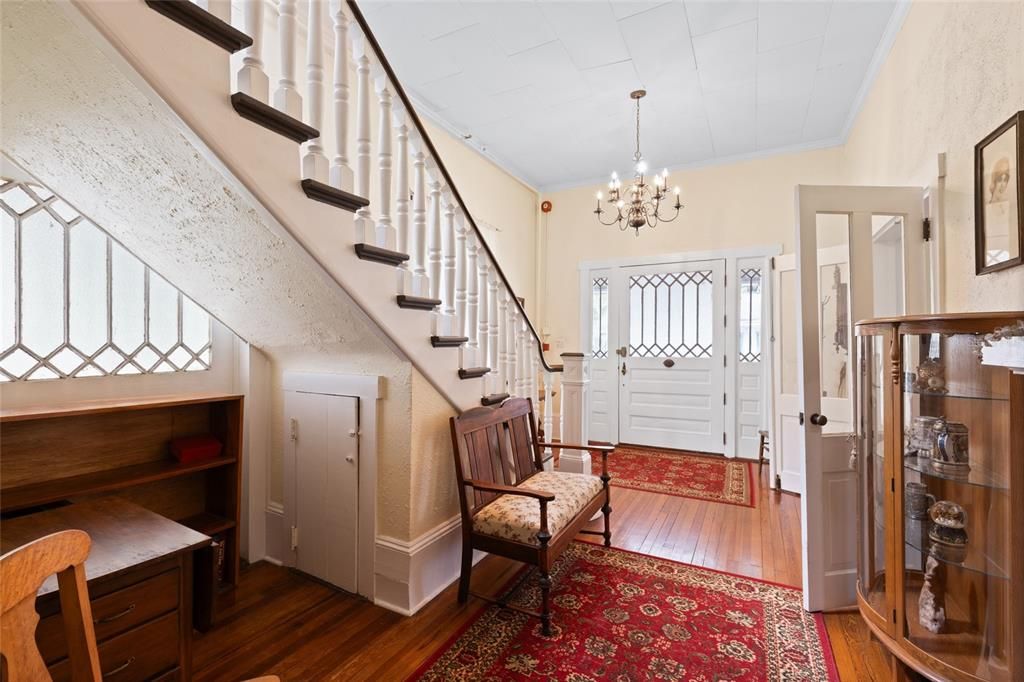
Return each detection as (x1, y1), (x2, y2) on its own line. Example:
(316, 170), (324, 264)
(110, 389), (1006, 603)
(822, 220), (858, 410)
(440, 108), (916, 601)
(703, 84), (756, 157)
(692, 20), (756, 92)
(618, 2), (697, 84)
(802, 58), (869, 140)
(757, 97), (809, 149)
(757, 1), (832, 53)
(464, 1), (556, 56)
(401, 1), (479, 41)
(756, 37), (821, 104)
(429, 25), (532, 95)
(610, 1), (672, 21)
(539, 2), (632, 69)
(684, 1), (758, 37)
(819, 1), (895, 68)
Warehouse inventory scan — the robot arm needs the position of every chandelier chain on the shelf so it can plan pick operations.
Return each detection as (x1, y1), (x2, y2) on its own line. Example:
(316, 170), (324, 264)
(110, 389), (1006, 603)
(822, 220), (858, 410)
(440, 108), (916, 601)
(634, 96), (642, 163)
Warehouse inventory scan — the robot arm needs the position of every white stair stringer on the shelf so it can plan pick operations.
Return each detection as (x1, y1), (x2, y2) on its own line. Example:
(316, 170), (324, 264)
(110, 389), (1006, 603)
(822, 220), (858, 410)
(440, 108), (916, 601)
(66, 0), (492, 410)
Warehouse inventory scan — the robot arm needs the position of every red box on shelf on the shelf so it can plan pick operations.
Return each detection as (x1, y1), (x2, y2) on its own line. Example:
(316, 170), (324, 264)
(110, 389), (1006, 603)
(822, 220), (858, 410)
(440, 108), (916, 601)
(170, 435), (223, 464)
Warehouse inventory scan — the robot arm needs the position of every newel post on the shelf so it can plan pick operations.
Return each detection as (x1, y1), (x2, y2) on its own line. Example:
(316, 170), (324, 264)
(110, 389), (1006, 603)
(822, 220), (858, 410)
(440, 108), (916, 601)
(558, 353), (591, 475)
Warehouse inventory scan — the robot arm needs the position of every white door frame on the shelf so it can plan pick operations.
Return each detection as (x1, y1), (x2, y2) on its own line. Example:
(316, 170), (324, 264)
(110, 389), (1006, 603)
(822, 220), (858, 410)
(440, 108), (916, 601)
(282, 372), (383, 601)
(580, 245), (781, 455)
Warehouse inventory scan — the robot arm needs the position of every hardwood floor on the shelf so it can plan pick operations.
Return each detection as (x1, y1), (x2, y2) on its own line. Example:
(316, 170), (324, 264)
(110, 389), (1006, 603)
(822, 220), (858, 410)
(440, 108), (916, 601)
(194, 465), (895, 681)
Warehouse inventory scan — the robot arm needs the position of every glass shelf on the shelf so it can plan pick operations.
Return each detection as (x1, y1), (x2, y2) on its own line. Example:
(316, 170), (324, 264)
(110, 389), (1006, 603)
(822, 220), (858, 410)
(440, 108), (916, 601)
(903, 455), (1008, 490)
(905, 518), (1008, 580)
(902, 376), (1009, 402)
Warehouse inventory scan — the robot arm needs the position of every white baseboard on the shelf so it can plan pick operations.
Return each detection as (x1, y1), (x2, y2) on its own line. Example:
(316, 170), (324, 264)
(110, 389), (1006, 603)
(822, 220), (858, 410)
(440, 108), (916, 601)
(264, 502), (288, 566)
(373, 516), (485, 616)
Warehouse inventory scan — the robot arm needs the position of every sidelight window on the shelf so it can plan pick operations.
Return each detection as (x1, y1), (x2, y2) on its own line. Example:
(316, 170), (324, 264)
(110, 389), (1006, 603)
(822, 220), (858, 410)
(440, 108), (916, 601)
(591, 276), (609, 358)
(738, 267), (762, 363)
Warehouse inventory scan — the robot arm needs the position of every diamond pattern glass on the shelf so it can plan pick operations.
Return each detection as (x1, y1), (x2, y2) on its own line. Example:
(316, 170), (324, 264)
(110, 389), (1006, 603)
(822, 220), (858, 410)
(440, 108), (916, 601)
(0, 178), (213, 381)
(628, 270), (713, 358)
(591, 277), (609, 359)
(739, 268), (762, 363)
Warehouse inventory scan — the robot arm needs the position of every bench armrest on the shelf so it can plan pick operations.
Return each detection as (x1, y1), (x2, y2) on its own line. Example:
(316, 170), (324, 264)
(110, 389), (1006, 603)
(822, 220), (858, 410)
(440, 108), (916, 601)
(536, 442), (614, 454)
(464, 479), (556, 502)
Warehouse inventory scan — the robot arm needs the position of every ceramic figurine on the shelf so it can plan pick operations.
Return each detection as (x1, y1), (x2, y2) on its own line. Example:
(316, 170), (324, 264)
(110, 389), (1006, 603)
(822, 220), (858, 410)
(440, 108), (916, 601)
(913, 357), (947, 394)
(919, 552), (946, 633)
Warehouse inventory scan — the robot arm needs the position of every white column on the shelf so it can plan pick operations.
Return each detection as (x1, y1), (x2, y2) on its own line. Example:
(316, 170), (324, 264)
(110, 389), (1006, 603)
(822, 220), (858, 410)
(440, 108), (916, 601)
(529, 345), (539, 412)
(394, 111), (410, 260)
(497, 289), (509, 394)
(274, 0), (302, 119)
(466, 234), (480, 362)
(428, 176), (443, 302)
(476, 253), (489, 370)
(454, 208), (468, 340)
(442, 193), (457, 334)
(376, 85), (395, 250)
(353, 49), (372, 242)
(516, 321), (528, 397)
(302, 0), (328, 181)
(488, 274), (500, 388)
(329, 0), (352, 190)
(238, 0), (269, 101)
(541, 370), (555, 469)
(559, 354), (591, 475)
(411, 146), (428, 295)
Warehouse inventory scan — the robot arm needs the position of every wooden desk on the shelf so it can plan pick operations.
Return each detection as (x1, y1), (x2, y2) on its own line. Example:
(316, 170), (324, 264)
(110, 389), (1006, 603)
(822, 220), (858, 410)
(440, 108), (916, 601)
(1, 498), (210, 681)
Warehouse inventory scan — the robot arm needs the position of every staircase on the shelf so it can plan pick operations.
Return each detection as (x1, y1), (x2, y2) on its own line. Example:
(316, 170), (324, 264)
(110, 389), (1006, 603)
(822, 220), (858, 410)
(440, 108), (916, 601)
(75, 0), (574, 425)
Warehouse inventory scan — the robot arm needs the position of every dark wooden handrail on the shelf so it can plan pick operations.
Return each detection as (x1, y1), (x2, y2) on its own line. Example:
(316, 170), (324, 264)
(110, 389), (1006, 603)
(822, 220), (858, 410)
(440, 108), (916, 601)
(347, 0), (561, 373)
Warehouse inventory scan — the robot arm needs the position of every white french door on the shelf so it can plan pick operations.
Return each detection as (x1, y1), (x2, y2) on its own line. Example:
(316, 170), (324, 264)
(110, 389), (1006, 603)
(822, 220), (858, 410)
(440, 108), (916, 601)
(796, 185), (925, 612)
(617, 259), (726, 452)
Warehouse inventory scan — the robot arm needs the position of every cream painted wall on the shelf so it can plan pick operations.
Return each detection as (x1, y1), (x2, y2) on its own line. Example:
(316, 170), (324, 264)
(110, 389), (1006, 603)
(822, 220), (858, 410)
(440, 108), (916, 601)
(540, 148), (844, 354)
(422, 119), (541, 313)
(837, 0), (1024, 311)
(409, 367), (459, 538)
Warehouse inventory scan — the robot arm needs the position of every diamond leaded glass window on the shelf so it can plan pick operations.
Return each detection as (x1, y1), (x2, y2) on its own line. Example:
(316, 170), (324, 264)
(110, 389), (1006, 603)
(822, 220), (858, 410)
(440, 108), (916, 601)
(0, 178), (212, 381)
(591, 276), (609, 359)
(738, 268), (762, 363)
(628, 270), (712, 358)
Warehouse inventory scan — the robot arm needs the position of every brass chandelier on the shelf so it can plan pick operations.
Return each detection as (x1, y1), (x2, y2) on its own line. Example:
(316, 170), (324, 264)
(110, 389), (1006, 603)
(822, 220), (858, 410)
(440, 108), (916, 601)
(594, 90), (682, 235)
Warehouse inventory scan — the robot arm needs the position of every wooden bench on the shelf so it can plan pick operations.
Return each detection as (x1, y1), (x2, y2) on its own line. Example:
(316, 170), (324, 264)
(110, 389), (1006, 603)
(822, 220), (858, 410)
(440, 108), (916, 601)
(449, 397), (613, 635)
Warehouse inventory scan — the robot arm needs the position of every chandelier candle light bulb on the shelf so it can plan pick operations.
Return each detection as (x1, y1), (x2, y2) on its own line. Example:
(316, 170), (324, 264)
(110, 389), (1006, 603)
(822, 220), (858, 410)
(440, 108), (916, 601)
(594, 90), (684, 235)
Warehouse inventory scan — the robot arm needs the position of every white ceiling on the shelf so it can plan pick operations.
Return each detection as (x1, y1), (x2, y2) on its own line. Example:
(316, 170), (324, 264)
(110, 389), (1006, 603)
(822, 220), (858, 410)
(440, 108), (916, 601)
(361, 1), (906, 191)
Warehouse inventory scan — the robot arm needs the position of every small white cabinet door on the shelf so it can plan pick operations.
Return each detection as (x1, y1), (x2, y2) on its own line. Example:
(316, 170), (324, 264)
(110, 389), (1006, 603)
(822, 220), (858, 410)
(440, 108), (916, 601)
(284, 390), (359, 593)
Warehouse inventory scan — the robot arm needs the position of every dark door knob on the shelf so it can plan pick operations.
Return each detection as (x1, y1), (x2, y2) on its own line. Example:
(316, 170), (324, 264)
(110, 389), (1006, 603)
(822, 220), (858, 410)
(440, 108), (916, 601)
(663, 358), (675, 368)
(809, 413), (828, 426)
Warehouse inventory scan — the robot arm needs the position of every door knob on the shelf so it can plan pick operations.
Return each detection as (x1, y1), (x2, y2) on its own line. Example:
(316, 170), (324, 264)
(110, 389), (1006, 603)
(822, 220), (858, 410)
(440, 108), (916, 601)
(663, 358), (675, 368)
(809, 413), (828, 426)
(345, 455), (355, 463)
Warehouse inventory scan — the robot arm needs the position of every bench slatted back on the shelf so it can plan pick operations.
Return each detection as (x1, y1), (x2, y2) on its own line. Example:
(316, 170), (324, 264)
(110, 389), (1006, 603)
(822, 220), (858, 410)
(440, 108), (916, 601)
(450, 398), (543, 514)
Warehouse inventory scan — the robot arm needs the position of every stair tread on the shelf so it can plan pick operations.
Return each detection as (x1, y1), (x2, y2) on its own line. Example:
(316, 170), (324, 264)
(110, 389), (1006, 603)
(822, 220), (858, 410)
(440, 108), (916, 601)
(458, 367), (491, 379)
(481, 393), (510, 406)
(431, 336), (469, 348)
(231, 92), (319, 143)
(397, 295), (442, 311)
(145, 0), (253, 53)
(302, 179), (369, 213)
(355, 243), (409, 266)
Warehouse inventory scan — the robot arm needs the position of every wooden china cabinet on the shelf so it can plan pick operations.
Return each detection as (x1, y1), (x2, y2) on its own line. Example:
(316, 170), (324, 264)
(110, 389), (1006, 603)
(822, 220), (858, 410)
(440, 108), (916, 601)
(854, 312), (1024, 681)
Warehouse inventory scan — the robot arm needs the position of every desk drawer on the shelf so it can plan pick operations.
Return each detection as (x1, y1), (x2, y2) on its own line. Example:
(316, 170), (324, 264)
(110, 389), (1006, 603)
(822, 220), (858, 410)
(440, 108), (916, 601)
(37, 568), (179, 664)
(48, 610), (179, 682)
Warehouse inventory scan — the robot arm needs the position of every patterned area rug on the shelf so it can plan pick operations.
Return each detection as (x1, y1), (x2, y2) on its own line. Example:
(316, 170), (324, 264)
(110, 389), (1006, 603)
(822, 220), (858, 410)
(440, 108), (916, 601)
(412, 543), (837, 681)
(605, 445), (755, 507)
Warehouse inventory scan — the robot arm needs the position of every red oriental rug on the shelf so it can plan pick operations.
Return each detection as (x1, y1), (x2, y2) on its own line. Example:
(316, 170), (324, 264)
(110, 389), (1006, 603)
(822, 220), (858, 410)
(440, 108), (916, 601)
(605, 445), (755, 507)
(411, 543), (837, 681)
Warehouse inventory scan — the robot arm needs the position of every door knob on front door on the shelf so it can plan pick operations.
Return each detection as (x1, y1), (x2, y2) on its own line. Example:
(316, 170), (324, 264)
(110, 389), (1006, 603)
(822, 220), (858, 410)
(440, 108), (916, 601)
(809, 413), (828, 426)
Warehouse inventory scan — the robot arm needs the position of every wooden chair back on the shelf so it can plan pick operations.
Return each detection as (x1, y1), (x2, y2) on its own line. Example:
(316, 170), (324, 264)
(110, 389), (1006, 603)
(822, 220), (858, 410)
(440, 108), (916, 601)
(449, 398), (544, 512)
(1, 530), (101, 682)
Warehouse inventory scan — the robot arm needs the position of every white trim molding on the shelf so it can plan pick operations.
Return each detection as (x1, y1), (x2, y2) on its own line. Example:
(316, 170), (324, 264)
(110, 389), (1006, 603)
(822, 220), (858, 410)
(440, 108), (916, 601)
(373, 516), (485, 616)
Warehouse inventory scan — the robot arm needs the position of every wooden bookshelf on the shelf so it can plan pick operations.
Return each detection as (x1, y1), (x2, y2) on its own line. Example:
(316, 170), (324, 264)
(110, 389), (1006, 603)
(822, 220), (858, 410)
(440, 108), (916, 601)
(0, 393), (244, 630)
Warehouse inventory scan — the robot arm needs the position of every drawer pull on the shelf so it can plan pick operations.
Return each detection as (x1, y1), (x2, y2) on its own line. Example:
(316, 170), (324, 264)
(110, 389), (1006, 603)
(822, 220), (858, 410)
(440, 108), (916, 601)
(103, 657), (135, 678)
(95, 603), (136, 624)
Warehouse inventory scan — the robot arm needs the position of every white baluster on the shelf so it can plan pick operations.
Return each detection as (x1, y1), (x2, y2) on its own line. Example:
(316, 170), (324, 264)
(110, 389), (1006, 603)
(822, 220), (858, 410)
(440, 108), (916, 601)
(507, 306), (519, 395)
(559, 354), (592, 475)
(442, 194), (457, 334)
(529, 344), (539, 412)
(198, 0), (231, 23)
(517, 320), (528, 398)
(376, 85), (395, 250)
(302, 0), (328, 181)
(395, 109), (410, 265)
(411, 145), (428, 295)
(353, 48), (372, 242)
(489, 275), (501, 391)
(476, 252), (489, 371)
(238, 0), (269, 101)
(428, 176), (442, 303)
(542, 371), (555, 466)
(466, 234), (480, 363)
(274, 0), (302, 119)
(454, 208), (468, 340)
(329, 0), (352, 190)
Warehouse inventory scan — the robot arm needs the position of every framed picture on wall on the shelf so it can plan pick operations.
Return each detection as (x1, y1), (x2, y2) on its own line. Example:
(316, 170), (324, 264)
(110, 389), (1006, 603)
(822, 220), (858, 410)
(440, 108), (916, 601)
(975, 110), (1023, 274)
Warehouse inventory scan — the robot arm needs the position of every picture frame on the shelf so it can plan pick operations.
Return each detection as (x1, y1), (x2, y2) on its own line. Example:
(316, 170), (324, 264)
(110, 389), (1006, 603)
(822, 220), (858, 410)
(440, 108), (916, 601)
(975, 110), (1024, 275)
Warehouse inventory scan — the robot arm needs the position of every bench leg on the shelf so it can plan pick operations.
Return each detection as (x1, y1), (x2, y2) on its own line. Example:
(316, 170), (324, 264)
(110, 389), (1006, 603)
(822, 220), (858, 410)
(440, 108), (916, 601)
(539, 570), (552, 636)
(457, 537), (472, 604)
(602, 493), (612, 548)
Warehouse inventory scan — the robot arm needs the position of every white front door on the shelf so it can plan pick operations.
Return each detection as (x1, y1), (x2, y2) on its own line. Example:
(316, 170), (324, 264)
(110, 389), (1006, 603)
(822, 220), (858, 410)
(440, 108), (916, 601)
(284, 390), (360, 593)
(618, 259), (726, 452)
(796, 185), (925, 612)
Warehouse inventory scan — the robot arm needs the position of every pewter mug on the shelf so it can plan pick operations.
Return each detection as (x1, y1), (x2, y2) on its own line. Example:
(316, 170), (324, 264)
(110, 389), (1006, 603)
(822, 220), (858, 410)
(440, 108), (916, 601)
(905, 482), (936, 520)
(932, 419), (970, 472)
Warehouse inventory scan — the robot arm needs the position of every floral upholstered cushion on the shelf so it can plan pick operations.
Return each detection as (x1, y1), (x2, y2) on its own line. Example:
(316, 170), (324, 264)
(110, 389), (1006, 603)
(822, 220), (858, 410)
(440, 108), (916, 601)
(472, 470), (604, 545)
